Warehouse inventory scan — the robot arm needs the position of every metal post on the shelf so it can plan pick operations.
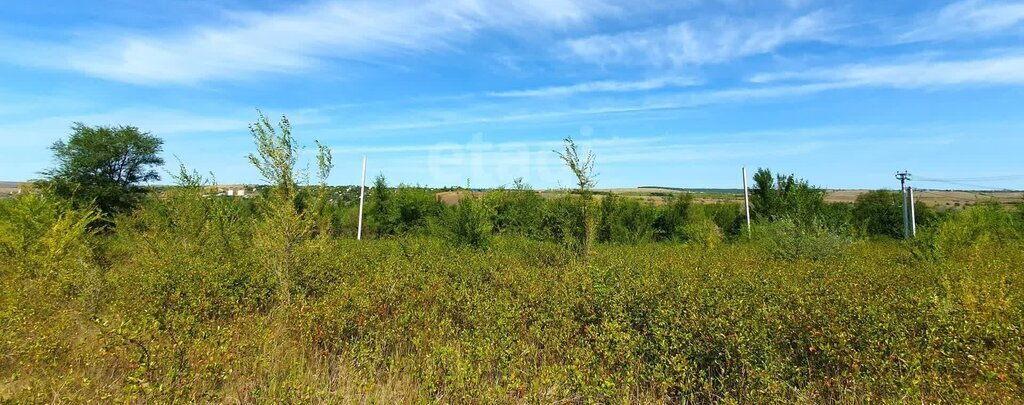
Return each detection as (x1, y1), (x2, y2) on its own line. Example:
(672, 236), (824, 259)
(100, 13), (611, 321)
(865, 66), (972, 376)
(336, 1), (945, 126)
(742, 167), (751, 234)
(357, 155), (367, 240)
(896, 171), (910, 239)
(908, 186), (917, 238)
(901, 188), (909, 238)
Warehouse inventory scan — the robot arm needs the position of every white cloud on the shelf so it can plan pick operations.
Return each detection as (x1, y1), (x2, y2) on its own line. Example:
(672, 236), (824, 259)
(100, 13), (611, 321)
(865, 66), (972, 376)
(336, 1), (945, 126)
(342, 52), (1024, 132)
(563, 11), (829, 66)
(0, 108), (253, 148)
(13, 0), (615, 85)
(901, 0), (1024, 42)
(749, 55), (1024, 88)
(486, 76), (699, 97)
(347, 81), (843, 132)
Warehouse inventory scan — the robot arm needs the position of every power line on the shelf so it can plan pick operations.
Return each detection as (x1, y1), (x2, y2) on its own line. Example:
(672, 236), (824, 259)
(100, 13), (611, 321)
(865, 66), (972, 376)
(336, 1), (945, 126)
(913, 178), (1015, 191)
(910, 173), (1024, 191)
(914, 175), (1024, 182)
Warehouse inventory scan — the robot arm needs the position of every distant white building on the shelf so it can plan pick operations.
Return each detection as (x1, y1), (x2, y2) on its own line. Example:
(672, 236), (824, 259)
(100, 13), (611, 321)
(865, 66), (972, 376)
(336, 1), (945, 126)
(212, 186), (251, 198)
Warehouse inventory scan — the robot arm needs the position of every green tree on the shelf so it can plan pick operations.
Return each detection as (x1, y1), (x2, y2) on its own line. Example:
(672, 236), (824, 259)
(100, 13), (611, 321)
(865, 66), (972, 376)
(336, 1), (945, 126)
(654, 193), (694, 241)
(749, 168), (826, 227)
(852, 190), (936, 238)
(368, 174), (397, 237)
(554, 137), (597, 261)
(40, 123), (164, 215)
(852, 190), (903, 238)
(483, 178), (545, 236)
(436, 186), (491, 249)
(246, 110), (333, 302)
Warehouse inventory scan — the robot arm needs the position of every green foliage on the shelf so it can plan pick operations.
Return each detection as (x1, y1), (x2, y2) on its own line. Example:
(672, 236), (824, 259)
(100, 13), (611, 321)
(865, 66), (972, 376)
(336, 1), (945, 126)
(700, 201), (743, 236)
(4, 188), (1024, 402)
(368, 174), (396, 237)
(554, 137), (597, 261)
(483, 178), (545, 237)
(40, 122), (164, 216)
(8, 129), (1024, 402)
(246, 111), (334, 302)
(680, 213), (723, 248)
(435, 190), (491, 249)
(367, 175), (441, 237)
(392, 186), (443, 234)
(750, 168), (828, 228)
(853, 189), (937, 238)
(852, 190), (904, 237)
(928, 203), (1021, 257)
(597, 194), (658, 244)
(542, 194), (592, 257)
(653, 193), (694, 241)
(0, 192), (98, 294)
(554, 137), (597, 193)
(750, 218), (853, 261)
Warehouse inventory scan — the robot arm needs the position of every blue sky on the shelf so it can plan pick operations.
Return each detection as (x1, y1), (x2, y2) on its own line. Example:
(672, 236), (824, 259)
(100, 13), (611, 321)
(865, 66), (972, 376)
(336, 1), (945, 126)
(2, 0), (1024, 189)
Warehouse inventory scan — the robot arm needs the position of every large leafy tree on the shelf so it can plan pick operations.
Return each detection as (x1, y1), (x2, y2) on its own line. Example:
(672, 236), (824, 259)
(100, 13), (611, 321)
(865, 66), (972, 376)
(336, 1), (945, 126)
(750, 168), (827, 225)
(852, 190), (904, 238)
(41, 123), (164, 215)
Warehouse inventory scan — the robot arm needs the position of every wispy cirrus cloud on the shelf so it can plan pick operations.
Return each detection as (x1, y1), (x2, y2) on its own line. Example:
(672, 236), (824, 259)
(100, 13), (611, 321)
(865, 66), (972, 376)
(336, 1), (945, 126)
(344, 51), (1024, 133)
(749, 54), (1024, 87)
(486, 76), (699, 97)
(901, 0), (1024, 42)
(563, 11), (830, 67)
(343, 81), (845, 132)
(5, 0), (616, 85)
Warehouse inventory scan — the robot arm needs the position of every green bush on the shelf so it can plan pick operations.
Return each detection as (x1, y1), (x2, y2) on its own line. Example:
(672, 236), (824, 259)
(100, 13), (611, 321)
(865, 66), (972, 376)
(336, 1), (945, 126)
(928, 203), (1022, 257)
(653, 193), (694, 240)
(750, 218), (853, 261)
(482, 179), (544, 237)
(435, 191), (491, 249)
(750, 168), (827, 227)
(368, 175), (442, 237)
(680, 214), (723, 248)
(597, 194), (658, 244)
(700, 201), (743, 236)
(542, 194), (592, 257)
(853, 190), (936, 238)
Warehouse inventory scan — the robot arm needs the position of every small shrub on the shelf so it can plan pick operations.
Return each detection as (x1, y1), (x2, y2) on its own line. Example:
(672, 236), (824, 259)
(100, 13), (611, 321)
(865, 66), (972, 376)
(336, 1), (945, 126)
(681, 214), (723, 248)
(483, 178), (545, 237)
(597, 194), (658, 244)
(435, 190), (491, 249)
(750, 218), (852, 261)
(928, 203), (1021, 257)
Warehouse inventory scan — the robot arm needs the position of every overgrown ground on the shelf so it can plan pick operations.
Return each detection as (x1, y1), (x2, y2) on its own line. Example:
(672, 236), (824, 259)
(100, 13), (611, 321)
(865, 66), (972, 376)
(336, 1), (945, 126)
(2, 189), (1022, 403)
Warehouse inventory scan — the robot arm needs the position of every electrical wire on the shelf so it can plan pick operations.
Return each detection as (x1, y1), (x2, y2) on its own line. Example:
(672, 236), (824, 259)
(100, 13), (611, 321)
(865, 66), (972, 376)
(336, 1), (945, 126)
(911, 175), (1024, 191)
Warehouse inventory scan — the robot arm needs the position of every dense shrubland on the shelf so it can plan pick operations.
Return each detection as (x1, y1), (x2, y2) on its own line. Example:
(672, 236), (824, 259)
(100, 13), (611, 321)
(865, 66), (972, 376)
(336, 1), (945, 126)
(2, 118), (1023, 402)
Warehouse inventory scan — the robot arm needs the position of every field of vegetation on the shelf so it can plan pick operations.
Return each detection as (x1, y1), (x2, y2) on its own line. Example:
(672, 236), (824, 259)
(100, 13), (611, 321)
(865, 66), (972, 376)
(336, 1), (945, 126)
(2, 115), (1023, 402)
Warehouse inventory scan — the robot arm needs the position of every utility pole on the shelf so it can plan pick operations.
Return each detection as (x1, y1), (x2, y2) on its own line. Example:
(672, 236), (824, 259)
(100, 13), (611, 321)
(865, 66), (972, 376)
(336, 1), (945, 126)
(742, 167), (751, 235)
(896, 171), (911, 238)
(357, 155), (367, 241)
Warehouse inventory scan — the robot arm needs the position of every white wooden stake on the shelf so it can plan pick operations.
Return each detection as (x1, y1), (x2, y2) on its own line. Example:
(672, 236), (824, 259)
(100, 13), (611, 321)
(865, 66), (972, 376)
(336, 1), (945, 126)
(742, 167), (752, 234)
(357, 155), (367, 240)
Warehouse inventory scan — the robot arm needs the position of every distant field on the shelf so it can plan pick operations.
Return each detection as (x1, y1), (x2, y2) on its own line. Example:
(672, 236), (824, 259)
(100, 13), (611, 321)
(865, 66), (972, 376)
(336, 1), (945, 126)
(827, 189), (1023, 207)
(0, 182), (24, 198)
(533, 187), (1023, 207)
(4, 181), (1021, 207)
